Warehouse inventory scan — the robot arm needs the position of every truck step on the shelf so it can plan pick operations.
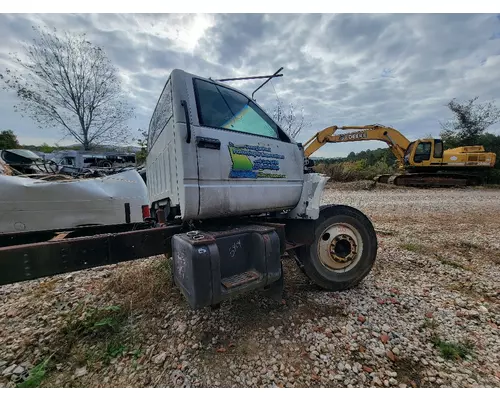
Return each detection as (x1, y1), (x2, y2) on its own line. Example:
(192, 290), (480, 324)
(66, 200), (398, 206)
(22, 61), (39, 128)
(221, 270), (261, 289)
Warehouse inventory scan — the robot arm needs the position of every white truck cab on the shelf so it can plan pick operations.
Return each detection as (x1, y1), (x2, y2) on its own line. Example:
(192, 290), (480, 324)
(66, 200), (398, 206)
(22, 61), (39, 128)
(144, 69), (377, 307)
(146, 69), (305, 220)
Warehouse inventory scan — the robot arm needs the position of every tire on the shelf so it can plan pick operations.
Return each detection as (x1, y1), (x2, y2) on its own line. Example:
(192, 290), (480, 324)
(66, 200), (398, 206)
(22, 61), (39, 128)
(297, 205), (377, 291)
(98, 160), (112, 168)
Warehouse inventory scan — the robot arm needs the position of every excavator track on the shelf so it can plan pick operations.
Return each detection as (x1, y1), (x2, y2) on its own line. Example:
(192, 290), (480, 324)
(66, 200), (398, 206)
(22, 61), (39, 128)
(374, 173), (482, 188)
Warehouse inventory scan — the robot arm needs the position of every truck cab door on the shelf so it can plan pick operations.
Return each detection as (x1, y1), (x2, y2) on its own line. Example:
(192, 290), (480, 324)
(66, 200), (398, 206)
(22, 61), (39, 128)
(187, 76), (304, 219)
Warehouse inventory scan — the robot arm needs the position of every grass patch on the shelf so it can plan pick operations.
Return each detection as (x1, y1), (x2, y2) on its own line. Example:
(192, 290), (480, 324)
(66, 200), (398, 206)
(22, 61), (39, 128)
(16, 357), (51, 388)
(431, 336), (474, 361)
(51, 303), (129, 369)
(447, 282), (481, 299)
(392, 358), (424, 387)
(40, 259), (171, 372)
(105, 257), (174, 314)
(106, 341), (128, 359)
(400, 242), (424, 253)
(435, 255), (464, 269)
(61, 304), (126, 340)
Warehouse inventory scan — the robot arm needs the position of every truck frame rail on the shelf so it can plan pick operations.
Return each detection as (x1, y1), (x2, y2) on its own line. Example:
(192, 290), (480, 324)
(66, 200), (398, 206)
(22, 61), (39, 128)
(0, 222), (182, 286)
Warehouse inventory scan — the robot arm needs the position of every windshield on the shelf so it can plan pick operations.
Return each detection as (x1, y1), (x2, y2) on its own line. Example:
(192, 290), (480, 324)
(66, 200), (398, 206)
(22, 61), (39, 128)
(3, 149), (42, 160)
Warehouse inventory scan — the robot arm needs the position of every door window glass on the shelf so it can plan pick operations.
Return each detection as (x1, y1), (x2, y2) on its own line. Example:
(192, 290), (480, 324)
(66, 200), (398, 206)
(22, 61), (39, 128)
(433, 140), (443, 158)
(414, 142), (431, 162)
(62, 157), (74, 166)
(194, 79), (279, 139)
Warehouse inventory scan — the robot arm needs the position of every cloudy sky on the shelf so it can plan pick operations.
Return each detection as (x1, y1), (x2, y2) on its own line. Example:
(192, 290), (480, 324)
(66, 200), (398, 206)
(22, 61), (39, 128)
(0, 13), (499, 158)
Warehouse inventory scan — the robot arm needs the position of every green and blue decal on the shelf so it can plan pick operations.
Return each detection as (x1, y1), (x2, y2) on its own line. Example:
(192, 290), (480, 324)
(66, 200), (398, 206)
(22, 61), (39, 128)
(228, 142), (286, 179)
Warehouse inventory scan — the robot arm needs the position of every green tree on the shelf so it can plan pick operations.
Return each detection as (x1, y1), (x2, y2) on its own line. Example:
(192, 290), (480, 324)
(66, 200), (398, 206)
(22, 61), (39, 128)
(38, 143), (55, 153)
(136, 129), (148, 165)
(440, 97), (500, 148)
(0, 130), (20, 149)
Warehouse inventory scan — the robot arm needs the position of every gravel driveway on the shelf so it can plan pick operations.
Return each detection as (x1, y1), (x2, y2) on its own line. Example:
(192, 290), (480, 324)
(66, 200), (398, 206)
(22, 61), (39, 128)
(1, 184), (499, 388)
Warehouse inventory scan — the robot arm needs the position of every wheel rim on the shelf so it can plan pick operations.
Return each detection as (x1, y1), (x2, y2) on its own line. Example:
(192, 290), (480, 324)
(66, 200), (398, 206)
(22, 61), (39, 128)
(317, 222), (363, 273)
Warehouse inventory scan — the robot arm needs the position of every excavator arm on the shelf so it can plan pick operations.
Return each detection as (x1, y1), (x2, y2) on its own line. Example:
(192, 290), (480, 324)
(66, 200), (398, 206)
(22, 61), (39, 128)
(303, 125), (411, 163)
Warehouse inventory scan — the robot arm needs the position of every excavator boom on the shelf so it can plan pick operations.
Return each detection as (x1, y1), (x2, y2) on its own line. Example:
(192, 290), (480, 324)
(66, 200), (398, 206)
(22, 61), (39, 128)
(303, 125), (410, 162)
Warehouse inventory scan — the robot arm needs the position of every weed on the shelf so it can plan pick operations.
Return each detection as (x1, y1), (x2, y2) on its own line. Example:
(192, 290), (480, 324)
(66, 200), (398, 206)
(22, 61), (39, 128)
(17, 357), (51, 388)
(106, 340), (128, 359)
(431, 336), (474, 361)
(421, 317), (439, 330)
(436, 255), (464, 269)
(130, 348), (142, 369)
(401, 243), (423, 252)
(131, 348), (142, 359)
(62, 304), (125, 340)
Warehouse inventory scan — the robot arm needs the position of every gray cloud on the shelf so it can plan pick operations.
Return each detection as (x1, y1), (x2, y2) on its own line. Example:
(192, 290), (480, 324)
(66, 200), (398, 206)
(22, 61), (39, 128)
(0, 13), (499, 158)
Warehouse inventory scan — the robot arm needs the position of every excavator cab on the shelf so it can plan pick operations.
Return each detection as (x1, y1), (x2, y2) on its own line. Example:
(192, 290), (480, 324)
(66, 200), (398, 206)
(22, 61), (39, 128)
(404, 139), (444, 167)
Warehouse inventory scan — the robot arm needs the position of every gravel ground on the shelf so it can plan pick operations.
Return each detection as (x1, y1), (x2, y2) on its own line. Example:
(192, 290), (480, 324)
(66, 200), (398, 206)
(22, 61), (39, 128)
(1, 184), (499, 388)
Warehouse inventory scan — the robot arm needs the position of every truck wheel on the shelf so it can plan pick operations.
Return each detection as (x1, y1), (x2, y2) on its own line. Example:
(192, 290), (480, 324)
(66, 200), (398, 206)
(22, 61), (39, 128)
(297, 205), (377, 291)
(98, 160), (112, 168)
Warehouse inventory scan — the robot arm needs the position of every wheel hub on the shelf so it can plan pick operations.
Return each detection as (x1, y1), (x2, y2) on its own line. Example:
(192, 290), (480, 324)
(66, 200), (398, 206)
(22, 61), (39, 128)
(330, 234), (357, 263)
(317, 223), (362, 271)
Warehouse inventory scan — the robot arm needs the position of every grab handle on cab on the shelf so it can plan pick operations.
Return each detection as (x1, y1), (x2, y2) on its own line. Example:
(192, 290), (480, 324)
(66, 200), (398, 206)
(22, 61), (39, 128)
(181, 100), (192, 144)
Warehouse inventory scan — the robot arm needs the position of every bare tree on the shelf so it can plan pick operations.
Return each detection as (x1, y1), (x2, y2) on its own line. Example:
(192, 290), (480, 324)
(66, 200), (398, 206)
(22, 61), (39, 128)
(0, 26), (134, 150)
(271, 99), (310, 139)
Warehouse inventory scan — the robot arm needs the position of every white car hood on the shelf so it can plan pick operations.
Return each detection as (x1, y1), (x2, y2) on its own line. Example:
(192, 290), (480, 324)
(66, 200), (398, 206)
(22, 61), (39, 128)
(0, 169), (149, 233)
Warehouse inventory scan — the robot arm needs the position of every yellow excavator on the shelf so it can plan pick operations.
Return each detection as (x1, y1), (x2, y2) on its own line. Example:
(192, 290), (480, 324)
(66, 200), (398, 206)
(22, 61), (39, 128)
(303, 124), (497, 187)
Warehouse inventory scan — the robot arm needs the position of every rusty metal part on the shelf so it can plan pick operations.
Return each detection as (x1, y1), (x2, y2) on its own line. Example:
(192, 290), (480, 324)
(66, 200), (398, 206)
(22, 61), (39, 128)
(0, 222), (152, 248)
(156, 208), (166, 224)
(317, 222), (363, 272)
(48, 231), (72, 242)
(221, 270), (260, 289)
(329, 233), (358, 263)
(0, 223), (181, 286)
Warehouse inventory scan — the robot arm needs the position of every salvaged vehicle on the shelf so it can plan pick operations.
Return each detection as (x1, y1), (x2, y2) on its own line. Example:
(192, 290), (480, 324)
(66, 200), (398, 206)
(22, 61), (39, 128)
(0, 169), (149, 234)
(0, 68), (378, 310)
(0, 149), (51, 175)
(53, 150), (137, 170)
